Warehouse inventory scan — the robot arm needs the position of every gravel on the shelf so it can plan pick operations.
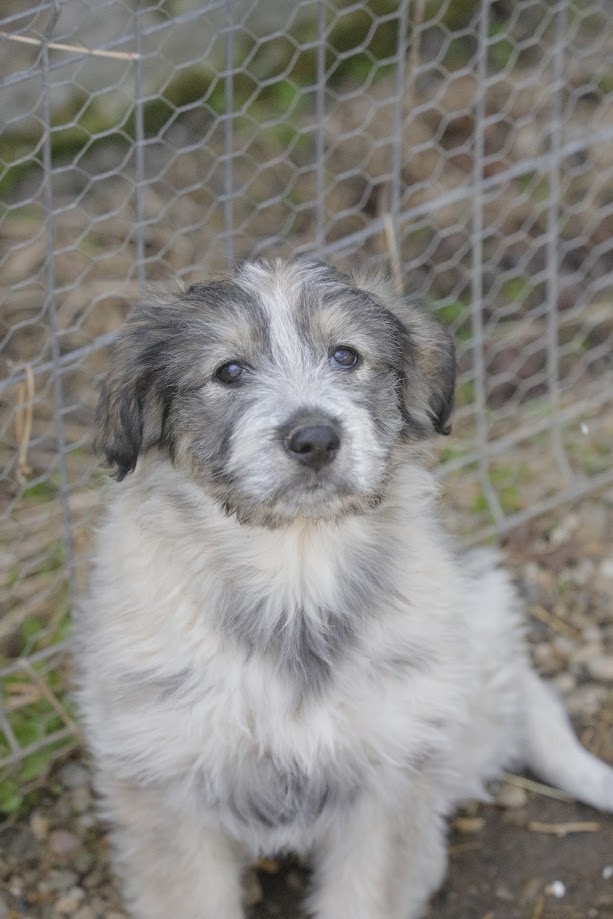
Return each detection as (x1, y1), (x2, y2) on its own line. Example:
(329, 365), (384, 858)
(587, 656), (613, 683)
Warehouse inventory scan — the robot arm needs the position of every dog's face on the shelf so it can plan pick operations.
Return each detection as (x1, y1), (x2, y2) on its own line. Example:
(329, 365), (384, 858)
(96, 260), (455, 526)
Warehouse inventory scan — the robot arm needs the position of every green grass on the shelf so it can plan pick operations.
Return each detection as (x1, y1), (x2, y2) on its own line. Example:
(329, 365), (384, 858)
(21, 479), (58, 504)
(471, 461), (530, 516)
(0, 610), (74, 817)
(501, 275), (531, 306)
(597, 73), (613, 96)
(516, 172), (549, 203)
(0, 735), (74, 816)
(456, 380), (476, 408)
(436, 299), (473, 341)
(487, 22), (515, 72)
(0, 686), (74, 817)
(438, 444), (473, 465)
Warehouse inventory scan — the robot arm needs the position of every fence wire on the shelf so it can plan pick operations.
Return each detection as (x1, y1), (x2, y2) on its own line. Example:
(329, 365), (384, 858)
(0, 0), (612, 774)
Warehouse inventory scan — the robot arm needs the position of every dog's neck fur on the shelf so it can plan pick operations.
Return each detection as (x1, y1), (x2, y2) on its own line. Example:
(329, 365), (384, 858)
(122, 453), (439, 698)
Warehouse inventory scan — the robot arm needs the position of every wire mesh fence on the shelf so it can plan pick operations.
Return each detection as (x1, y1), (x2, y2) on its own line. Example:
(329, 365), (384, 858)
(0, 0), (612, 787)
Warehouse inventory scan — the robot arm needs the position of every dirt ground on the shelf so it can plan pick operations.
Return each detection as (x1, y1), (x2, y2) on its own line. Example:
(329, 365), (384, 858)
(1, 485), (612, 919)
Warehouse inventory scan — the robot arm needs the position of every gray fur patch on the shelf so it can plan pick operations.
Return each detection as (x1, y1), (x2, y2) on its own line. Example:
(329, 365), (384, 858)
(198, 755), (358, 829)
(216, 594), (351, 697)
(373, 650), (437, 679)
(215, 535), (397, 697)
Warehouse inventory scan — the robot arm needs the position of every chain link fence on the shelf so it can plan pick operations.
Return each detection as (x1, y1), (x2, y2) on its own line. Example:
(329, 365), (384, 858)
(0, 0), (612, 794)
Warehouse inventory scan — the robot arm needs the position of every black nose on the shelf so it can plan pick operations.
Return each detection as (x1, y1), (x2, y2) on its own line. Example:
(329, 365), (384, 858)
(285, 424), (341, 470)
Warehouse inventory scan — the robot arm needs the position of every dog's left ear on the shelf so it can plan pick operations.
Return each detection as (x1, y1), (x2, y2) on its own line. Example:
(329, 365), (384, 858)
(353, 273), (456, 440)
(353, 273), (456, 438)
(396, 299), (456, 438)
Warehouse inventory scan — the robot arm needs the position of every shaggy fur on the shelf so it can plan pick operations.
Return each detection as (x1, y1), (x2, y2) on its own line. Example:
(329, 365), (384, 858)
(76, 258), (613, 919)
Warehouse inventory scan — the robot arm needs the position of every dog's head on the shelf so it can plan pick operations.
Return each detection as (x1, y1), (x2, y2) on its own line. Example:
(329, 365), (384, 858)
(96, 259), (455, 526)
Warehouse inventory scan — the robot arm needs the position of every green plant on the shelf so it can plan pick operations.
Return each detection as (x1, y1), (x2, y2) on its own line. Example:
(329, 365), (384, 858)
(0, 645), (75, 817)
(471, 461), (530, 516)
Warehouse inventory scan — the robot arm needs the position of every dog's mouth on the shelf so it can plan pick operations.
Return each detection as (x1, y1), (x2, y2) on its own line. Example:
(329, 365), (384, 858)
(217, 471), (383, 529)
(268, 473), (354, 514)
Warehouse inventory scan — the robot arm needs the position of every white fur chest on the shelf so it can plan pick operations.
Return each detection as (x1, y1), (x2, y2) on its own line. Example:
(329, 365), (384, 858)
(81, 463), (472, 850)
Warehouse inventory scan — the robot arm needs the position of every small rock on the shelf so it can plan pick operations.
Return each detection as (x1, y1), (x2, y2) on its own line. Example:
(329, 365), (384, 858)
(75, 813), (96, 833)
(550, 672), (576, 695)
(40, 869), (79, 893)
(518, 569), (543, 604)
(52, 797), (74, 823)
(550, 515), (578, 545)
(522, 562), (551, 593)
(586, 655), (613, 683)
(495, 885), (514, 901)
(572, 642), (604, 666)
(547, 880), (566, 898)
(552, 635), (574, 658)
(55, 886), (85, 914)
(583, 625), (602, 644)
(8, 875), (23, 896)
(9, 827), (38, 860)
(60, 763), (90, 789)
(30, 812), (50, 841)
(72, 851), (95, 874)
(599, 559), (613, 580)
(533, 643), (563, 676)
(70, 786), (91, 814)
(74, 908), (95, 919)
(49, 829), (82, 860)
(569, 559), (595, 586)
(602, 865), (613, 880)
(453, 816), (485, 833)
(495, 782), (528, 809)
(566, 683), (608, 717)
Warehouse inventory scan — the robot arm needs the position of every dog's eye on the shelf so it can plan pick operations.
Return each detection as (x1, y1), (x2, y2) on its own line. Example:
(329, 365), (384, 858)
(215, 361), (247, 384)
(330, 347), (360, 370)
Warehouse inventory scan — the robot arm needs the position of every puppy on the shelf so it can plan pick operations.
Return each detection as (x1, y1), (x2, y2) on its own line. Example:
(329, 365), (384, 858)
(76, 258), (613, 919)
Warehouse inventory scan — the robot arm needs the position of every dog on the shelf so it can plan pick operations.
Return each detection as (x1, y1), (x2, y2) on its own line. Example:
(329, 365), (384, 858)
(76, 258), (613, 919)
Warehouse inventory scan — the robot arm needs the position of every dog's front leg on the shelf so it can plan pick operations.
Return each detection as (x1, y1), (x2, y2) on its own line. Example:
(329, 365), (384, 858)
(100, 775), (247, 919)
(308, 784), (447, 919)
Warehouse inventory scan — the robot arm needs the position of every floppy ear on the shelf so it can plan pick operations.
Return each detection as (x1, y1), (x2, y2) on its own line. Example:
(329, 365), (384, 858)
(352, 272), (456, 438)
(95, 302), (173, 480)
(397, 299), (456, 438)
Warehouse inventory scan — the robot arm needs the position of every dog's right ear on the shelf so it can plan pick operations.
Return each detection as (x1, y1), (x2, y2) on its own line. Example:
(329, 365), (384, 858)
(95, 302), (171, 480)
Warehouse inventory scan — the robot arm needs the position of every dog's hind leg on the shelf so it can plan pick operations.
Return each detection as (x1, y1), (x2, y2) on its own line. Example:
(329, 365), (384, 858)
(521, 667), (613, 812)
(308, 782), (447, 919)
(99, 775), (247, 919)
